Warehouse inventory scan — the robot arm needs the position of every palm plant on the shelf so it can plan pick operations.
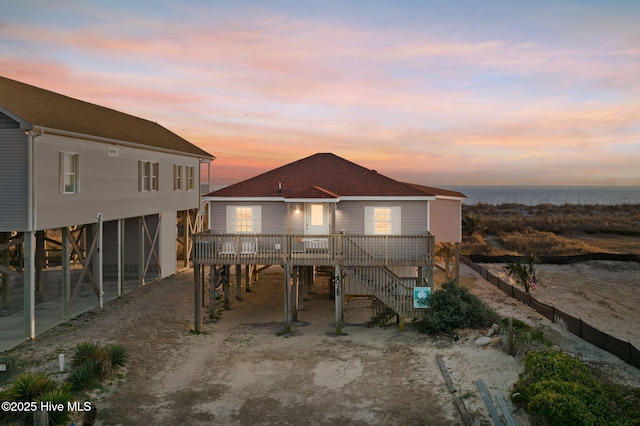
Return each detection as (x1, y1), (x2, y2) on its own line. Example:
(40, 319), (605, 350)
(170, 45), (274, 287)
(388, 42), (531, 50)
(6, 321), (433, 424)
(504, 253), (538, 293)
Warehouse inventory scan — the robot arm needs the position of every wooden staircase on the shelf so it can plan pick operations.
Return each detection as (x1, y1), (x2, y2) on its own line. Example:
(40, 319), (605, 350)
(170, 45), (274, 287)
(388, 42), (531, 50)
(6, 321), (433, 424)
(343, 265), (418, 323)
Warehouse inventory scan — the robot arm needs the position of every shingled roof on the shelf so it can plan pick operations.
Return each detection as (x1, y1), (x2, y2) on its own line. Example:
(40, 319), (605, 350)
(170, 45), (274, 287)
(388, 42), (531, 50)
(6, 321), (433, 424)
(207, 153), (465, 199)
(0, 76), (213, 159)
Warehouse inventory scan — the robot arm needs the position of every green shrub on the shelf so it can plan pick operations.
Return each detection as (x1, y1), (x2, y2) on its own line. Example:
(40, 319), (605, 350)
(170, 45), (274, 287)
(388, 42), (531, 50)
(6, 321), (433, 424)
(527, 389), (597, 426)
(418, 281), (497, 334)
(521, 350), (597, 387)
(513, 349), (640, 425)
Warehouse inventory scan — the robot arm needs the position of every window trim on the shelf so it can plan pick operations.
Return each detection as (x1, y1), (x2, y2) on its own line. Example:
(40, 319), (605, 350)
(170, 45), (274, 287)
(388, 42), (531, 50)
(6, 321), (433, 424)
(174, 164), (183, 190)
(226, 206), (262, 234)
(60, 152), (79, 194)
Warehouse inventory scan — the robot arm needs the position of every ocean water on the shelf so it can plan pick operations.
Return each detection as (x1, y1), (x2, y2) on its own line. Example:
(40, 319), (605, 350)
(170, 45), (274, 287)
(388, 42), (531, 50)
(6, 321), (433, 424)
(444, 186), (640, 206)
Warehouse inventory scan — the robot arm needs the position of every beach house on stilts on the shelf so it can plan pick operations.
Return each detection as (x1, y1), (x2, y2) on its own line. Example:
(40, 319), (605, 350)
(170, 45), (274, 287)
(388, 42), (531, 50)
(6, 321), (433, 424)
(0, 76), (214, 350)
(194, 153), (465, 333)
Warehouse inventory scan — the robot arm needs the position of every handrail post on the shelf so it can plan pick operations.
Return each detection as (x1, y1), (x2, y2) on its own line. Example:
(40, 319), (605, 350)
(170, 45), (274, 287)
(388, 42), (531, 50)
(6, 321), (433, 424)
(385, 236), (389, 266)
(234, 235), (242, 265)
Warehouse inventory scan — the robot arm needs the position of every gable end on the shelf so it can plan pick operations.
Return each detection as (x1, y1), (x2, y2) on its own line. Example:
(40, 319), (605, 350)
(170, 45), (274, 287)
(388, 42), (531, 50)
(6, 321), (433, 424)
(0, 111), (20, 129)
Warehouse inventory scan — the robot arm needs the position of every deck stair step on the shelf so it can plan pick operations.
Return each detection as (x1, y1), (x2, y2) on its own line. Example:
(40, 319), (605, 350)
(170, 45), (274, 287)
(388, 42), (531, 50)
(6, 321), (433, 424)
(316, 266), (334, 276)
(367, 298), (397, 326)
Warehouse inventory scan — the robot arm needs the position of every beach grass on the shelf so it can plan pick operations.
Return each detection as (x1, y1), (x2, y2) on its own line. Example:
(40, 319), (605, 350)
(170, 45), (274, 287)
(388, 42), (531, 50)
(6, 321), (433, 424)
(461, 203), (640, 256)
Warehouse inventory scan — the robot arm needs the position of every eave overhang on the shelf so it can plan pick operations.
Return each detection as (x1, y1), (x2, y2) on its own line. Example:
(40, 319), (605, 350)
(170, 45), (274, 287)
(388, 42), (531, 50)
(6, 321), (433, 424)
(33, 125), (215, 161)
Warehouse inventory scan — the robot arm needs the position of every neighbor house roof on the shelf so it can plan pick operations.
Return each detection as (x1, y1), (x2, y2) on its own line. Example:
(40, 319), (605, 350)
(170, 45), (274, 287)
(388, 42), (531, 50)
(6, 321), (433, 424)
(207, 153), (464, 200)
(0, 76), (214, 159)
(403, 182), (466, 199)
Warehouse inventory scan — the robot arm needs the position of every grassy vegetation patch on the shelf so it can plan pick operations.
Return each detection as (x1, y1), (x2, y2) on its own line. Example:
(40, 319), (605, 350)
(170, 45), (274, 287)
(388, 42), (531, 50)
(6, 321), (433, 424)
(0, 372), (73, 425)
(501, 318), (551, 355)
(497, 230), (600, 256)
(0, 342), (127, 425)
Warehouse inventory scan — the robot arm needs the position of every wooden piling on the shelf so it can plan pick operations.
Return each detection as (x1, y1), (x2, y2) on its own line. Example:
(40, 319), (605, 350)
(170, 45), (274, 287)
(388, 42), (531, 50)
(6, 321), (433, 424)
(284, 262), (292, 334)
(194, 262), (202, 333)
(223, 265), (230, 310)
(235, 264), (242, 301)
(209, 266), (219, 319)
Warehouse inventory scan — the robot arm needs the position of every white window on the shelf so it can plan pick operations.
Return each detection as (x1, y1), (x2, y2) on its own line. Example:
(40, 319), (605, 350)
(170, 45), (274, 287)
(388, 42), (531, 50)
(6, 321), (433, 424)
(174, 164), (183, 190)
(187, 166), (195, 190)
(226, 206), (262, 234)
(60, 152), (79, 194)
(374, 207), (392, 235)
(139, 161), (159, 191)
(365, 206), (401, 235)
(235, 207), (253, 233)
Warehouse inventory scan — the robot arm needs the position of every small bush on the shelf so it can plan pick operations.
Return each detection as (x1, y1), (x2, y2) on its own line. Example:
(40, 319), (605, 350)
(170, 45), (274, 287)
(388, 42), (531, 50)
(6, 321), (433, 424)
(72, 341), (125, 381)
(66, 360), (101, 393)
(106, 344), (128, 368)
(39, 386), (74, 426)
(0, 372), (58, 425)
(72, 341), (103, 368)
(0, 371), (57, 401)
(418, 281), (497, 334)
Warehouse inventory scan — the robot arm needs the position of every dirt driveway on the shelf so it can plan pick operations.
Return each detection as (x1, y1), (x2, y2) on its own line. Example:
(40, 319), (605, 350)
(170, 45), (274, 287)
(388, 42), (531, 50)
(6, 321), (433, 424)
(5, 264), (640, 425)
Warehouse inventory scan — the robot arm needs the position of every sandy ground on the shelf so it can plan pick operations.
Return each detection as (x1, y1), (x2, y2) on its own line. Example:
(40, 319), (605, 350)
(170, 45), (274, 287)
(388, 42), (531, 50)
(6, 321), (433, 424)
(482, 260), (640, 350)
(3, 259), (640, 425)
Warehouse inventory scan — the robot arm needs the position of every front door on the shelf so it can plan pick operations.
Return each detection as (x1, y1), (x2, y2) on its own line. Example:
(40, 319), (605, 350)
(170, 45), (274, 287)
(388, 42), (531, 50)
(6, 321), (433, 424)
(305, 203), (329, 235)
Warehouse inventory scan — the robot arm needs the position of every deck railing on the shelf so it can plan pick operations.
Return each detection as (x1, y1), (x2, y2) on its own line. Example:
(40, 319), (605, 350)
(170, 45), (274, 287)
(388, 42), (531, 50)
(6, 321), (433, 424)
(192, 232), (434, 267)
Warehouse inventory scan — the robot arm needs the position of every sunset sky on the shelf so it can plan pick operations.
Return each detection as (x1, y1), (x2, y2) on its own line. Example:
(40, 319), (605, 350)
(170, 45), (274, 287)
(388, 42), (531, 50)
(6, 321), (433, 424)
(2, 0), (639, 187)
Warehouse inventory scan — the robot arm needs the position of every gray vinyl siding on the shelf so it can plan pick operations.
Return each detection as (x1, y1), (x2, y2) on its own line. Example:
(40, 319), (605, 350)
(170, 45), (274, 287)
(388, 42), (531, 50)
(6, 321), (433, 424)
(208, 200), (430, 236)
(261, 202), (288, 233)
(430, 198), (462, 243)
(336, 200), (428, 236)
(0, 129), (29, 231)
(33, 133), (201, 230)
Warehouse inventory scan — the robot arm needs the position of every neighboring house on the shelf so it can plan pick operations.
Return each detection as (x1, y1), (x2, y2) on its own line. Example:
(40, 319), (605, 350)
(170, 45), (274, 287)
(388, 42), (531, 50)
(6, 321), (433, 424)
(0, 76), (214, 348)
(196, 153), (465, 332)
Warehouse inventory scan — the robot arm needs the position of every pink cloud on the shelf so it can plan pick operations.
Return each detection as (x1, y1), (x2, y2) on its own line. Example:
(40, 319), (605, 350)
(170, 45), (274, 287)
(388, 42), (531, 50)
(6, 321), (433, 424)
(3, 7), (639, 187)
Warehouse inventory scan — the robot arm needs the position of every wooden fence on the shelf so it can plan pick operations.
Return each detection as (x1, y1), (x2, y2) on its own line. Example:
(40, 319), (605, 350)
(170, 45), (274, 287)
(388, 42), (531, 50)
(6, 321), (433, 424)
(462, 256), (640, 370)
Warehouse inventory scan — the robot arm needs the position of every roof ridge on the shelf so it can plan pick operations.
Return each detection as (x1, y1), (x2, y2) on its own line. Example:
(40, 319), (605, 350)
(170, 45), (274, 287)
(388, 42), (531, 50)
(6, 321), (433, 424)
(313, 186), (340, 198)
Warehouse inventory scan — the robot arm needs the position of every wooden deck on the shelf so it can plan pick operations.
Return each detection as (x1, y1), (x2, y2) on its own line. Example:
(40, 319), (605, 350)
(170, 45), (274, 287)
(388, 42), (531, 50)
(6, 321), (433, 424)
(192, 233), (435, 267)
